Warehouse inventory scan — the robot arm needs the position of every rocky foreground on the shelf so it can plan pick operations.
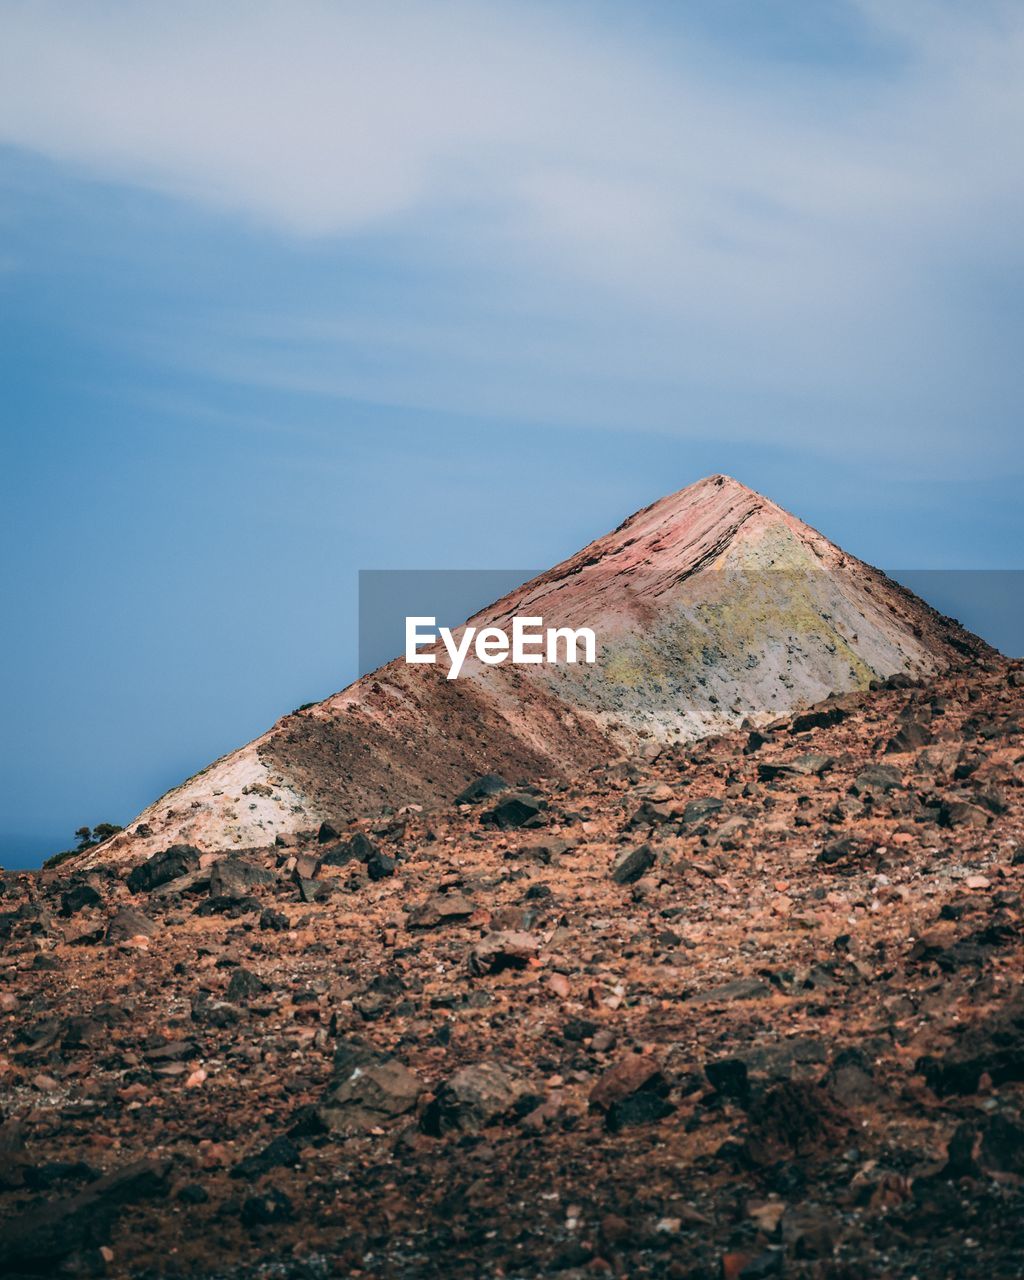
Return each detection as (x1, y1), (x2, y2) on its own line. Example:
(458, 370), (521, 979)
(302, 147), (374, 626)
(2, 658), (1024, 1278)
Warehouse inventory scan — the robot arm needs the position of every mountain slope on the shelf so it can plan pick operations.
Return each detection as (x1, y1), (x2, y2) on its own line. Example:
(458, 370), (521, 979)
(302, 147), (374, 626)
(82, 475), (990, 864)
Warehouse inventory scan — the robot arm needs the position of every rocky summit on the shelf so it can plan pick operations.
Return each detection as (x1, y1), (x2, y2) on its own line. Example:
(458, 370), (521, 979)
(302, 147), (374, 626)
(83, 475), (987, 866)
(2, 482), (1023, 1279)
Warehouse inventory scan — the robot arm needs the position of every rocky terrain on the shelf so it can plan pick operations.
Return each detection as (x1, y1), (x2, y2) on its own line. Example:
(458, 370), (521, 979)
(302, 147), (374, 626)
(84, 475), (989, 865)
(3, 655), (1023, 1278)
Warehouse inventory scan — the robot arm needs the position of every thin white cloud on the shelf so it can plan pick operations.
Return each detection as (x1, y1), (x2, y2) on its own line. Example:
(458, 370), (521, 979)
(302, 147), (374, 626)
(1, 1), (1021, 259)
(0, 0), (1021, 465)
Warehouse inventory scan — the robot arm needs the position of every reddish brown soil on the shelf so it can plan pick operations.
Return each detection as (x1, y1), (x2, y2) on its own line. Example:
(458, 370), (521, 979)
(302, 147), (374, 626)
(2, 657), (1023, 1278)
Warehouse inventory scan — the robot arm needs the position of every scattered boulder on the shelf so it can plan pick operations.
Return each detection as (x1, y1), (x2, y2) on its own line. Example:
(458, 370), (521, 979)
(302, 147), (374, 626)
(481, 793), (545, 830)
(468, 930), (539, 975)
(851, 764), (902, 796)
(610, 843), (656, 885)
(886, 721), (931, 753)
(627, 799), (676, 829)
(516, 837), (575, 865)
(939, 800), (991, 829)
(407, 891), (475, 929)
(818, 836), (868, 867)
(0, 1159), (168, 1274)
(366, 849), (397, 880)
(318, 1042), (423, 1134)
(791, 705), (849, 733)
(706, 1057), (750, 1102)
(0, 1120), (28, 1191)
(210, 857), (275, 899)
(689, 977), (770, 1004)
(421, 1062), (533, 1135)
(680, 796), (725, 829)
(455, 774), (509, 805)
(917, 998), (1024, 1096)
(230, 1135), (299, 1181)
(758, 754), (834, 782)
(743, 1081), (844, 1167)
(825, 1048), (880, 1106)
(104, 907), (156, 944)
(240, 1187), (293, 1226)
(979, 1113), (1024, 1175)
(226, 967), (268, 1003)
(127, 844), (201, 893)
(60, 881), (101, 916)
(590, 1054), (674, 1132)
(320, 832), (378, 867)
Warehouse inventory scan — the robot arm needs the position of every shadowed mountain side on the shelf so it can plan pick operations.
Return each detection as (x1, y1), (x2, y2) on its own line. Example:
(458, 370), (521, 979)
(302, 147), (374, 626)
(258, 661), (620, 831)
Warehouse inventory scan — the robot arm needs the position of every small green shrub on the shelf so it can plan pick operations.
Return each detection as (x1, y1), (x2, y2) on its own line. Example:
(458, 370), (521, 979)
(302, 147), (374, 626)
(44, 822), (125, 867)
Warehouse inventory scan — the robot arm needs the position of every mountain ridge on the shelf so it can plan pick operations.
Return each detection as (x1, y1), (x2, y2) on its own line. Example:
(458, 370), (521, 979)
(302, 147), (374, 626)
(77, 474), (991, 866)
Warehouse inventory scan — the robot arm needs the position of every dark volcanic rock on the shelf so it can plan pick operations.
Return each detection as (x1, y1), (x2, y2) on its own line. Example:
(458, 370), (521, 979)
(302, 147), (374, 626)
(240, 1187), (294, 1226)
(758, 753), (834, 782)
(939, 799), (991, 829)
(455, 774), (510, 805)
(826, 1048), (880, 1106)
(320, 831), (378, 867)
(886, 720), (931, 753)
(610, 843), (655, 884)
(689, 977), (770, 1003)
(917, 998), (1024, 1096)
(481, 793), (545, 830)
(104, 907), (156, 943)
(366, 849), (397, 880)
(226, 967), (268, 1003)
(818, 836), (868, 866)
(0, 1159), (168, 1273)
(605, 1089), (675, 1132)
(209, 857), (275, 898)
(195, 894), (262, 918)
(407, 891), (475, 929)
(628, 799), (676, 829)
(60, 881), (101, 916)
(318, 1044), (423, 1134)
(127, 844), (201, 893)
(468, 930), (539, 975)
(791, 705), (850, 733)
(680, 796), (725, 828)
(980, 1114), (1024, 1175)
(230, 1135), (299, 1181)
(0, 1120), (28, 1191)
(590, 1054), (674, 1131)
(743, 1081), (844, 1167)
(706, 1056), (750, 1102)
(421, 1062), (533, 1135)
(851, 764), (902, 795)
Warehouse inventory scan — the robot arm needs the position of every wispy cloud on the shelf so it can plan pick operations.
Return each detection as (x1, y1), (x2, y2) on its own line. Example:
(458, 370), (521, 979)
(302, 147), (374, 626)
(0, 0), (1021, 465)
(2, 2), (1021, 261)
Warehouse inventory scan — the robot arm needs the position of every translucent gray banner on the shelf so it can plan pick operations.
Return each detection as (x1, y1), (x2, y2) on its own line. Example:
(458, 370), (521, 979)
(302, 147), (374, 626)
(359, 568), (1022, 679)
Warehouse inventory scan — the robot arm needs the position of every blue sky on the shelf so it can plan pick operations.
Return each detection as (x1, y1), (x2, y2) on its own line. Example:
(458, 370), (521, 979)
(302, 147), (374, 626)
(1, 1), (1022, 866)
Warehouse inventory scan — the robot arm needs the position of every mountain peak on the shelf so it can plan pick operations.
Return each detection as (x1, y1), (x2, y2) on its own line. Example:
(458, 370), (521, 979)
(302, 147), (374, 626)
(541, 472), (839, 602)
(78, 479), (990, 865)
